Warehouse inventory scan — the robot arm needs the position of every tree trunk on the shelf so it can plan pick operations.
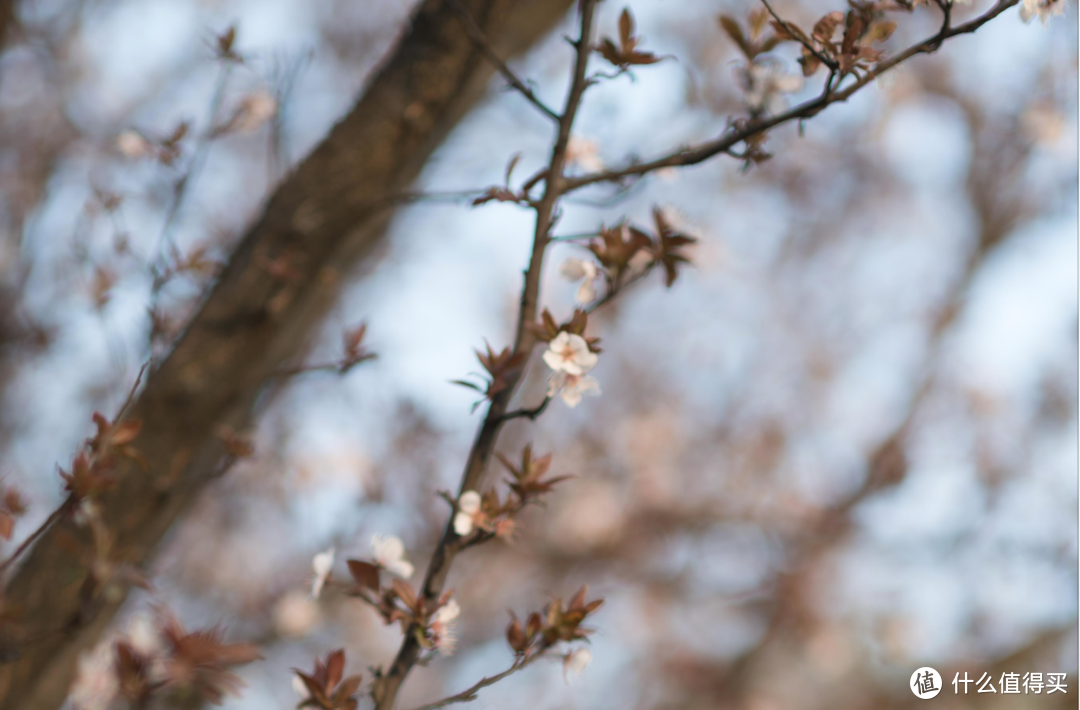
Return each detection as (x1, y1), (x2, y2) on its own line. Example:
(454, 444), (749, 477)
(0, 1), (573, 707)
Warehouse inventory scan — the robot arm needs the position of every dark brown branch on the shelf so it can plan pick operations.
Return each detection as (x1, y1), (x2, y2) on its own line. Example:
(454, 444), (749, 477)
(498, 396), (551, 422)
(0, 2), (577, 707)
(520, 168), (549, 196)
(372, 4), (601, 708)
(448, 0), (561, 122)
(562, 0), (1019, 193)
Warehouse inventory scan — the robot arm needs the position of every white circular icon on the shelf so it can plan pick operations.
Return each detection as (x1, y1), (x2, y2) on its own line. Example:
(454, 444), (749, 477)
(910, 667), (942, 699)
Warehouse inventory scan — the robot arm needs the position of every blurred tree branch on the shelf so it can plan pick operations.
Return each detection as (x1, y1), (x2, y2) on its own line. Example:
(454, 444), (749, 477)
(0, 1), (575, 707)
(562, 0), (1020, 192)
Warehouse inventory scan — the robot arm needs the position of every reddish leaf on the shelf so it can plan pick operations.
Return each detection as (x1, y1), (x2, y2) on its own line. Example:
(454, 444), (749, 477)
(347, 560), (380, 591)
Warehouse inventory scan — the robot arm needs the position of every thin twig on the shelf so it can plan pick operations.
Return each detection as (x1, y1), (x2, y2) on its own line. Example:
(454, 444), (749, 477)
(520, 168), (548, 196)
(499, 396), (551, 423)
(406, 655), (545, 710)
(370, 2), (1018, 707)
(372, 5), (602, 709)
(152, 63), (233, 274)
(759, 0), (838, 71)
(561, 0), (1019, 193)
(114, 360), (150, 422)
(447, 0), (561, 122)
(0, 501), (71, 577)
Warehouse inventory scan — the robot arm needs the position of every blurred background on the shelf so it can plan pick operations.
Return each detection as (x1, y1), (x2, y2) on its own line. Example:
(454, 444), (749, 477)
(0, 0), (1075, 708)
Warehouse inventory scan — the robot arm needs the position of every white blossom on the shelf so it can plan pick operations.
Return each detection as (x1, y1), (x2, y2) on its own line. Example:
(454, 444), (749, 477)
(548, 371), (601, 408)
(1020, 0), (1064, 23)
(453, 491), (482, 536)
(234, 91), (278, 132)
(563, 648), (592, 682)
(560, 258), (600, 304)
(69, 642), (118, 710)
(126, 612), (163, 655)
(433, 598), (460, 624)
(565, 136), (604, 172)
(542, 332), (598, 376)
(371, 534), (414, 578)
(430, 599), (461, 655)
(742, 62), (803, 116)
(310, 547), (334, 599)
(273, 590), (320, 637)
(116, 130), (151, 159)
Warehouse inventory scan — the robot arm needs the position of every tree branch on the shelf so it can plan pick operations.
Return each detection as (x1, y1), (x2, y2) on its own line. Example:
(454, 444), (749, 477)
(0, 2), (576, 707)
(759, 0), (838, 71)
(405, 654), (545, 710)
(372, 3), (601, 708)
(562, 0), (1019, 192)
(498, 396), (551, 422)
(447, 0), (561, 122)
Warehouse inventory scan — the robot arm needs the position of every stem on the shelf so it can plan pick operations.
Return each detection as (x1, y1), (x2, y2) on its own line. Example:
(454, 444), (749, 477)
(499, 396), (551, 423)
(0, 501), (70, 577)
(405, 654), (546, 710)
(447, 0), (561, 122)
(151, 62), (232, 289)
(561, 0), (1019, 192)
(372, 4), (601, 708)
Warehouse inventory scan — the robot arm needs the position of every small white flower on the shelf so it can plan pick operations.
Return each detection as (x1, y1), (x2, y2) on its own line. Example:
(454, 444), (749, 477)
(74, 498), (99, 528)
(234, 91), (278, 132)
(563, 648), (592, 682)
(310, 547), (334, 599)
(559, 258), (600, 304)
(1020, 0), (1063, 23)
(69, 642), (119, 710)
(371, 534), (414, 578)
(430, 599), (461, 655)
(292, 675), (310, 699)
(116, 130), (151, 159)
(565, 136), (604, 172)
(742, 62), (803, 116)
(548, 371), (601, 408)
(273, 590), (320, 637)
(453, 491), (482, 536)
(433, 598), (461, 624)
(126, 613), (162, 655)
(542, 332), (598, 376)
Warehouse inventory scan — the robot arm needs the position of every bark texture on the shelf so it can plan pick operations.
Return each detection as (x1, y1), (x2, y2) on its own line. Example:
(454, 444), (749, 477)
(0, 1), (573, 707)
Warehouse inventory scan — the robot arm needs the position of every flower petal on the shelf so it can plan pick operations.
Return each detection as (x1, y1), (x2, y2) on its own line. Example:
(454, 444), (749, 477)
(575, 279), (597, 305)
(387, 558), (415, 578)
(454, 511), (474, 536)
(312, 548), (335, 577)
(559, 258), (588, 281)
(542, 347), (568, 372)
(577, 376), (601, 397)
(458, 490), (481, 513)
(435, 599), (461, 623)
(560, 385), (583, 407)
(372, 534), (404, 562)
